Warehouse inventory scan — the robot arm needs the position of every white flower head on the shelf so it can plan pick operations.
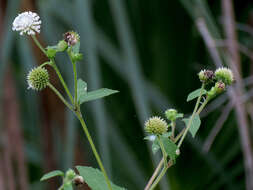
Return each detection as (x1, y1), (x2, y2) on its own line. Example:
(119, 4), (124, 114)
(12, 11), (41, 35)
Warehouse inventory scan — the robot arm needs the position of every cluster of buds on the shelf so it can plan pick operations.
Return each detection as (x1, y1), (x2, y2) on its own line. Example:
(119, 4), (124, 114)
(12, 11), (83, 91)
(198, 67), (234, 99)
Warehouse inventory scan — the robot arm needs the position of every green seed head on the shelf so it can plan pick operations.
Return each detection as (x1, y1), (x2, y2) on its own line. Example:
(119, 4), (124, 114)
(165, 109), (178, 121)
(27, 67), (49, 91)
(198, 69), (214, 83)
(215, 67), (234, 85)
(145, 116), (168, 135)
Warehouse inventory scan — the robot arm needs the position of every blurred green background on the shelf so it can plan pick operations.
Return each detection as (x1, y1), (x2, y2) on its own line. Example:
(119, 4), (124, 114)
(0, 0), (253, 189)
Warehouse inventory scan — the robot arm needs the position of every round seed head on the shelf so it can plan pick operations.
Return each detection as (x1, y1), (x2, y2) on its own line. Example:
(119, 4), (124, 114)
(27, 67), (49, 91)
(145, 116), (168, 135)
(215, 67), (234, 85)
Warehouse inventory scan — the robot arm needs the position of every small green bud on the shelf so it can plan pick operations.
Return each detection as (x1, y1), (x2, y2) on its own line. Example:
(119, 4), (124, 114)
(57, 40), (68, 51)
(145, 116), (168, 135)
(215, 81), (226, 93)
(46, 48), (57, 58)
(198, 69), (214, 83)
(165, 109), (178, 121)
(27, 67), (49, 91)
(63, 31), (80, 46)
(176, 149), (180, 155)
(215, 67), (234, 85)
(66, 169), (76, 181)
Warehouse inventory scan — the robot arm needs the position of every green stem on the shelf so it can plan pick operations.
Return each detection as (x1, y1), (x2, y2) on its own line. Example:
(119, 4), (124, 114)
(174, 128), (186, 143)
(149, 161), (173, 190)
(196, 97), (210, 115)
(51, 60), (74, 105)
(144, 158), (164, 190)
(75, 110), (113, 190)
(31, 35), (47, 56)
(158, 136), (167, 167)
(39, 62), (50, 68)
(171, 121), (176, 138)
(48, 83), (73, 111)
(73, 61), (78, 106)
(178, 84), (205, 148)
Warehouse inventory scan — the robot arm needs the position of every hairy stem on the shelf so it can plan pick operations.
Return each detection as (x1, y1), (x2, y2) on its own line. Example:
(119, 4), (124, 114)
(73, 62), (78, 106)
(75, 110), (113, 190)
(31, 35), (47, 55)
(144, 158), (164, 190)
(48, 83), (73, 111)
(178, 84), (205, 148)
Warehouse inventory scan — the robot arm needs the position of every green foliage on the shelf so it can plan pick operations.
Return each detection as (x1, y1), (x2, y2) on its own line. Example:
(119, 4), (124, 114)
(77, 79), (87, 103)
(183, 115), (201, 138)
(40, 170), (64, 181)
(76, 166), (126, 190)
(160, 136), (178, 162)
(187, 88), (207, 102)
(78, 87), (119, 105)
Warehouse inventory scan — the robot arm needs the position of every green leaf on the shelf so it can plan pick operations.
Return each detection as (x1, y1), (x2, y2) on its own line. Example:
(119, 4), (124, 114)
(183, 114), (201, 138)
(76, 166), (126, 190)
(72, 41), (80, 54)
(64, 183), (73, 190)
(79, 88), (119, 105)
(40, 170), (64, 181)
(77, 79), (87, 103)
(160, 136), (178, 161)
(152, 138), (160, 154)
(187, 88), (207, 102)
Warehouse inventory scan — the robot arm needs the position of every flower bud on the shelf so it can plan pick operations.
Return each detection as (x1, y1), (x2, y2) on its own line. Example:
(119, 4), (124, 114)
(215, 81), (225, 93)
(27, 67), (49, 91)
(66, 169), (76, 181)
(198, 69), (214, 83)
(73, 175), (84, 186)
(165, 109), (178, 121)
(145, 116), (168, 135)
(57, 40), (68, 52)
(46, 48), (57, 58)
(176, 149), (180, 155)
(63, 31), (80, 46)
(72, 53), (83, 62)
(215, 67), (234, 85)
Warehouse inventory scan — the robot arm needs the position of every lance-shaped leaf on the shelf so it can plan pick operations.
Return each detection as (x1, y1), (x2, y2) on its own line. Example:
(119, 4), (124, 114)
(40, 170), (64, 181)
(187, 88), (207, 102)
(183, 115), (201, 138)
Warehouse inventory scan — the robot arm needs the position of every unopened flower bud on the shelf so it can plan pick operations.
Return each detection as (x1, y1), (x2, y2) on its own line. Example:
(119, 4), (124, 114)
(145, 116), (168, 135)
(165, 109), (178, 121)
(66, 169), (76, 180)
(27, 67), (49, 91)
(215, 67), (234, 85)
(57, 40), (68, 52)
(198, 69), (214, 83)
(176, 149), (180, 155)
(73, 175), (84, 186)
(215, 81), (225, 93)
(46, 48), (57, 58)
(63, 31), (80, 46)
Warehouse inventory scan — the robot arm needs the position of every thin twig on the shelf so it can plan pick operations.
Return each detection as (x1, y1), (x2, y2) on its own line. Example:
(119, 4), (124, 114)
(222, 1), (253, 189)
(202, 102), (233, 152)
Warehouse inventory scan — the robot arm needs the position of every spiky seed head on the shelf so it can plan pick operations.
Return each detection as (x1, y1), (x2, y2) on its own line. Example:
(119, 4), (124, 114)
(215, 67), (234, 85)
(63, 31), (80, 46)
(27, 67), (49, 91)
(145, 116), (168, 135)
(66, 169), (76, 180)
(198, 69), (214, 83)
(165, 109), (178, 121)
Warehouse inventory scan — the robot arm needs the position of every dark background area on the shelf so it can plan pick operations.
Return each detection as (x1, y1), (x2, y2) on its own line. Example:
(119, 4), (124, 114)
(0, 0), (253, 189)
